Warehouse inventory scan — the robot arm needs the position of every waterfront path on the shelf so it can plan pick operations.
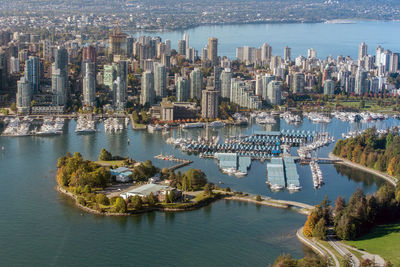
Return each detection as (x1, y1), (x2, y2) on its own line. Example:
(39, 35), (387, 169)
(327, 235), (359, 267)
(340, 243), (386, 267)
(296, 227), (340, 267)
(329, 153), (398, 186)
(224, 194), (314, 214)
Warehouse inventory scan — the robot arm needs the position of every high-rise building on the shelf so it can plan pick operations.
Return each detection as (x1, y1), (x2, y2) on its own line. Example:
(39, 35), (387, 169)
(176, 77), (190, 102)
(140, 71), (155, 106)
(0, 51), (7, 91)
(52, 69), (66, 106)
(291, 73), (305, 94)
(109, 26), (127, 59)
(208, 37), (218, 66)
(267, 81), (282, 105)
(220, 68), (232, 99)
(113, 76), (126, 111)
(103, 64), (117, 89)
(178, 40), (186, 56)
(16, 77), (32, 112)
(54, 47), (68, 92)
(10, 56), (20, 74)
(375, 45), (384, 67)
(154, 63), (167, 98)
(83, 62), (96, 107)
(201, 86), (219, 119)
(262, 74), (275, 101)
(213, 66), (222, 92)
(307, 48), (317, 59)
(190, 68), (202, 99)
(127, 36), (135, 56)
(201, 48), (208, 62)
(25, 56), (39, 93)
(284, 46), (291, 62)
(261, 43), (272, 62)
(323, 79), (335, 95)
(390, 53), (399, 73)
(255, 74), (262, 96)
(230, 78), (262, 109)
(355, 69), (368, 95)
(358, 42), (368, 60)
(82, 45), (97, 64)
(183, 33), (189, 59)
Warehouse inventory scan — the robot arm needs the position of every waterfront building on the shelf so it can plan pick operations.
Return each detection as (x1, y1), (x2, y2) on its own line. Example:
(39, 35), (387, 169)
(25, 56), (39, 93)
(220, 68), (232, 99)
(355, 69), (368, 95)
(369, 77), (380, 93)
(201, 85), (219, 119)
(83, 62), (96, 107)
(267, 81), (282, 105)
(291, 72), (305, 94)
(141, 71), (155, 106)
(323, 79), (335, 95)
(176, 77), (190, 102)
(284, 46), (291, 62)
(154, 63), (167, 98)
(16, 77), (32, 113)
(190, 68), (202, 99)
(51, 69), (66, 106)
(208, 37), (218, 66)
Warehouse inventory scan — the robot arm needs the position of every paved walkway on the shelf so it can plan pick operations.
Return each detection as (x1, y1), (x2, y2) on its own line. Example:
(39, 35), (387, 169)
(340, 243), (386, 267)
(329, 153), (397, 186)
(296, 227), (340, 267)
(327, 235), (360, 267)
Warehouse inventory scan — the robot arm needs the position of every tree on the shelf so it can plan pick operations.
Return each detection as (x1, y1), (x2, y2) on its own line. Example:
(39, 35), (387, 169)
(303, 212), (319, 237)
(203, 183), (213, 197)
(312, 218), (327, 240)
(99, 148), (112, 161)
(95, 193), (109, 205)
(255, 195), (262, 201)
(168, 191), (175, 203)
(115, 197), (127, 213)
(131, 195), (143, 210)
(9, 102), (17, 113)
(148, 192), (157, 206)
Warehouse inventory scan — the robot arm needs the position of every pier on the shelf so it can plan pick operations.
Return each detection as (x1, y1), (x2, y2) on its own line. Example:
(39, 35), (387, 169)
(154, 154), (193, 171)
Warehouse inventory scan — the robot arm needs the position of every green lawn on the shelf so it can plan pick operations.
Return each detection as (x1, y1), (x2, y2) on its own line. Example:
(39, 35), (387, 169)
(95, 160), (126, 167)
(344, 223), (400, 266)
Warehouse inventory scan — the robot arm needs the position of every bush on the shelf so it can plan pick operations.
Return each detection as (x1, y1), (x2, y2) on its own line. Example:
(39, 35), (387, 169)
(255, 195), (262, 202)
(77, 197), (86, 206)
(95, 193), (110, 205)
(115, 197), (127, 213)
(99, 148), (112, 161)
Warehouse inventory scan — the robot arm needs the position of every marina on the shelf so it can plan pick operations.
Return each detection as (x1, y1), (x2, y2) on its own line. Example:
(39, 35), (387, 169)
(266, 157), (301, 191)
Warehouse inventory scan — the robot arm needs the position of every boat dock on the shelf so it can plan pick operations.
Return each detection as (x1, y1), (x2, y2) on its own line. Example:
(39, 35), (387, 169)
(266, 158), (286, 190)
(267, 157), (301, 191)
(214, 153), (252, 177)
(154, 154), (193, 171)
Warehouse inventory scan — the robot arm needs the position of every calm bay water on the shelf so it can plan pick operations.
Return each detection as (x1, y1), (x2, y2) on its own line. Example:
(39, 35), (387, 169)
(2, 21), (400, 265)
(134, 21), (400, 59)
(0, 115), (398, 266)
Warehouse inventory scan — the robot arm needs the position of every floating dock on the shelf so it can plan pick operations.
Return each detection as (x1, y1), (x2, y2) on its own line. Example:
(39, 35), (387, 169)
(267, 157), (301, 191)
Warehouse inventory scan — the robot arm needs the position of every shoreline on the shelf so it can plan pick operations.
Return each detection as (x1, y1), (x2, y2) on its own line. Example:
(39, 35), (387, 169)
(57, 185), (313, 216)
(328, 153), (398, 187)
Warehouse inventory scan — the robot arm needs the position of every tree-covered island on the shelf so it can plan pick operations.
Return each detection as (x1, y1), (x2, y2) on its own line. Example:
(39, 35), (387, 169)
(56, 149), (227, 215)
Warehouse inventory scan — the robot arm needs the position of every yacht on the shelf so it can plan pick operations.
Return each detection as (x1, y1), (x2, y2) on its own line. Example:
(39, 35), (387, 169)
(148, 124), (163, 132)
(287, 184), (302, 191)
(181, 122), (205, 129)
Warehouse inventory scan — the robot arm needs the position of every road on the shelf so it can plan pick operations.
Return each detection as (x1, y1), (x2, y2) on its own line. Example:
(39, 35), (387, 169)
(327, 235), (360, 267)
